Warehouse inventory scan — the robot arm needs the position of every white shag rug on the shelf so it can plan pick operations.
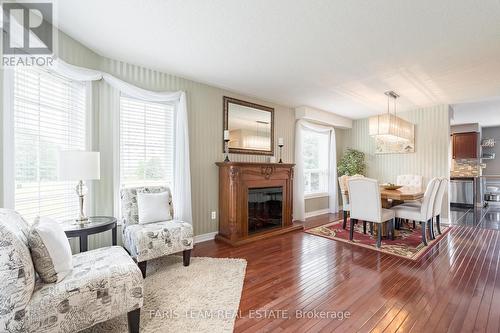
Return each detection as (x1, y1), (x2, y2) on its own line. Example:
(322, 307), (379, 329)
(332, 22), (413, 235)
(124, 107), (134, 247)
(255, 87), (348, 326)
(85, 256), (247, 333)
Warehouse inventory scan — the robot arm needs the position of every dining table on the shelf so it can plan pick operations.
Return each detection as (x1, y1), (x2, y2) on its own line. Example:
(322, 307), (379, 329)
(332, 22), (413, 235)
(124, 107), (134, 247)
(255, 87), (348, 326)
(342, 185), (425, 236)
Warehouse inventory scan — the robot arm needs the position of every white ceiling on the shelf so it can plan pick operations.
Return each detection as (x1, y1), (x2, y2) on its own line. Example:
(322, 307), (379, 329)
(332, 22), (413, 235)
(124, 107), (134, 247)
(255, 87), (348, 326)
(54, 0), (500, 119)
(452, 98), (500, 127)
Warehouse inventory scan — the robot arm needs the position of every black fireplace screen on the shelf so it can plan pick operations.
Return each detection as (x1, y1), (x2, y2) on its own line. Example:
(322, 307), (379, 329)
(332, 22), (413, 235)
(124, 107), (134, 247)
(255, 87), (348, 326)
(248, 187), (283, 234)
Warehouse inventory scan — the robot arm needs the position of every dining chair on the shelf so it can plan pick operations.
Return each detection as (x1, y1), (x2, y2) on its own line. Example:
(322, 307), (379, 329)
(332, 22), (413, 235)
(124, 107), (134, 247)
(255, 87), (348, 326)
(433, 178), (448, 235)
(404, 177), (448, 238)
(347, 178), (395, 248)
(391, 178), (440, 246)
(396, 174), (423, 189)
(338, 174), (365, 229)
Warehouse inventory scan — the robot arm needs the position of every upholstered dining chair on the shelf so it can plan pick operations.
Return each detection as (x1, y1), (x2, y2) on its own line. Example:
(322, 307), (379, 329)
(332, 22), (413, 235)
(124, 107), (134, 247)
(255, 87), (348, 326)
(391, 178), (440, 246)
(404, 177), (448, 239)
(338, 174), (365, 229)
(396, 174), (423, 189)
(347, 178), (395, 248)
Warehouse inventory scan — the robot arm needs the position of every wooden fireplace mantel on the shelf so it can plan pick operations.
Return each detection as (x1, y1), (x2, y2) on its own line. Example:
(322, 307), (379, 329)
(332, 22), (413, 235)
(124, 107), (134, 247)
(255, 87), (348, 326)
(215, 161), (302, 246)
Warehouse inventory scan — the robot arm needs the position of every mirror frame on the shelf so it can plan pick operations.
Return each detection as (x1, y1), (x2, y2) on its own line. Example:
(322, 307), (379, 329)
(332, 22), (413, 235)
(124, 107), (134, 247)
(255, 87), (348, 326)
(223, 96), (275, 156)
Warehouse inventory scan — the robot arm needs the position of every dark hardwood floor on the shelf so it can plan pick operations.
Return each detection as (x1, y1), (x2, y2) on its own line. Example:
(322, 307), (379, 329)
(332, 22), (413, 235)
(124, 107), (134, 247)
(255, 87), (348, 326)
(192, 207), (500, 332)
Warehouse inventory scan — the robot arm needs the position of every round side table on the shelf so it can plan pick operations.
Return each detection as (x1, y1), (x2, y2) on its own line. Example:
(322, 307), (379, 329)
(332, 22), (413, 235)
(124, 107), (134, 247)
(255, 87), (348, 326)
(62, 216), (117, 252)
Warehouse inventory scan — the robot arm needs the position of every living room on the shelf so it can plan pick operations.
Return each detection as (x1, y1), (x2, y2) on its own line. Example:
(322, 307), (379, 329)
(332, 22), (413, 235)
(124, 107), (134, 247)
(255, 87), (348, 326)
(1, 1), (500, 332)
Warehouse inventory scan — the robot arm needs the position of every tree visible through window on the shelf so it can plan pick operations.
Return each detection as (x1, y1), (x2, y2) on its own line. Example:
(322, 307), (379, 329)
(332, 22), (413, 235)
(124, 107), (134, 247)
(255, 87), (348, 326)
(303, 130), (329, 195)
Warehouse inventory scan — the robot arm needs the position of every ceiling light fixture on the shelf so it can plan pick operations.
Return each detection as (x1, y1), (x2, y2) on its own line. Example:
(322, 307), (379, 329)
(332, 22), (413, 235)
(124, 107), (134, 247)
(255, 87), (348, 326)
(369, 91), (413, 142)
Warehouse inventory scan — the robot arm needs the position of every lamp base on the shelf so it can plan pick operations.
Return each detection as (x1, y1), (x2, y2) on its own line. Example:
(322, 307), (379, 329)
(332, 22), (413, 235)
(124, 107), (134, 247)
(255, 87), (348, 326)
(75, 181), (89, 224)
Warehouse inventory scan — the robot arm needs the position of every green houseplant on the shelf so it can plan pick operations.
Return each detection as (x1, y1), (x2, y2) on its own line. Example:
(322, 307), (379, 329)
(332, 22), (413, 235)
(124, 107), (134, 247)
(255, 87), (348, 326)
(337, 148), (366, 176)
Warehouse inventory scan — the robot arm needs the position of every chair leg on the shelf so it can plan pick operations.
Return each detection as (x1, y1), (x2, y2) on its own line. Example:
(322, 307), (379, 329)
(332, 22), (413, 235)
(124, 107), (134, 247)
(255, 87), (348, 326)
(138, 261), (147, 279)
(429, 218), (435, 240)
(183, 249), (192, 266)
(390, 219), (395, 240)
(363, 221), (367, 234)
(370, 222), (374, 235)
(349, 218), (355, 241)
(413, 220), (416, 229)
(421, 221), (428, 246)
(127, 308), (140, 333)
(343, 211), (348, 229)
(436, 215), (442, 234)
(376, 224), (382, 248)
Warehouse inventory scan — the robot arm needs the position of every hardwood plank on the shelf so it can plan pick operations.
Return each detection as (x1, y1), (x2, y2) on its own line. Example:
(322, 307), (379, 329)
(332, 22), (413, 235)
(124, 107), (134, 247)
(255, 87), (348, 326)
(191, 209), (500, 333)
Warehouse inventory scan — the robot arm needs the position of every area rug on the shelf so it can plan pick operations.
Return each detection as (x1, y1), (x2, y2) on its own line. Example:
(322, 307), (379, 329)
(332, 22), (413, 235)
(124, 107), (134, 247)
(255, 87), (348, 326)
(305, 219), (451, 260)
(85, 256), (247, 333)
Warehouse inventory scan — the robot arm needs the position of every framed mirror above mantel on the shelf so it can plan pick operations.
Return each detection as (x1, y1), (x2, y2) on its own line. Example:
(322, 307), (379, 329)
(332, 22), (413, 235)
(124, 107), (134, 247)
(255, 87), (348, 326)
(223, 96), (274, 155)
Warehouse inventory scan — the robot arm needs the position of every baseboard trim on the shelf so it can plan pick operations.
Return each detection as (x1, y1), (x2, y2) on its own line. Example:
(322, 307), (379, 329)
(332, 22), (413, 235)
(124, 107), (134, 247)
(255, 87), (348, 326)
(194, 231), (218, 244)
(305, 209), (330, 219)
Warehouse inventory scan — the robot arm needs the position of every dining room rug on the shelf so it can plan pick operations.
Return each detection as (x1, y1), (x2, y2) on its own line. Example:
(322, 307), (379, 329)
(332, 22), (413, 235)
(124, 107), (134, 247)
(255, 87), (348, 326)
(305, 218), (451, 260)
(84, 256), (247, 333)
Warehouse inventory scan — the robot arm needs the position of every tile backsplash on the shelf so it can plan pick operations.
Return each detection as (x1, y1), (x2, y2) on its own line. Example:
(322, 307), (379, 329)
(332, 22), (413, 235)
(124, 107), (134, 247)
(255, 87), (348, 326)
(451, 159), (482, 177)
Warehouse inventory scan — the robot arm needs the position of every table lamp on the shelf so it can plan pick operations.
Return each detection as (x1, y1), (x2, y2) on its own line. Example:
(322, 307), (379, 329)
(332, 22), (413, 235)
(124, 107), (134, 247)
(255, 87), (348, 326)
(59, 151), (100, 223)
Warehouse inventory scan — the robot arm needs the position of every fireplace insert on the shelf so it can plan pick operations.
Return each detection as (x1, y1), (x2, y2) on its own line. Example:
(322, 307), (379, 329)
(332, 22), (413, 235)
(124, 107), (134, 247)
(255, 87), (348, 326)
(248, 187), (283, 234)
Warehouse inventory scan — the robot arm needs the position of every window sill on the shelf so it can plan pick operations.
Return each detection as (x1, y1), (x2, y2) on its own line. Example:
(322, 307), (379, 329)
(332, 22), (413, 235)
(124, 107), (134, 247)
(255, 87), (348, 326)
(304, 193), (329, 200)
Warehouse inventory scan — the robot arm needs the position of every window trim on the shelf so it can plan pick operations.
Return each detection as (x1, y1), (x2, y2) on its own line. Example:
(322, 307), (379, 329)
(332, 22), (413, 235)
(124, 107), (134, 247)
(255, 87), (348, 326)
(3, 69), (15, 209)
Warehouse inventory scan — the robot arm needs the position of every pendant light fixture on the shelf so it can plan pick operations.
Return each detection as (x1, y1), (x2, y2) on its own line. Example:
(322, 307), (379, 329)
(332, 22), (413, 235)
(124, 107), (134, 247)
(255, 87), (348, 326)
(369, 91), (413, 142)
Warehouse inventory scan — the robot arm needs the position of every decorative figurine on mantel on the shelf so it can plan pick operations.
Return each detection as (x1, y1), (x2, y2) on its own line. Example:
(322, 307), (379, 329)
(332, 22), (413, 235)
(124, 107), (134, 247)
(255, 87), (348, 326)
(278, 137), (284, 163)
(223, 130), (230, 162)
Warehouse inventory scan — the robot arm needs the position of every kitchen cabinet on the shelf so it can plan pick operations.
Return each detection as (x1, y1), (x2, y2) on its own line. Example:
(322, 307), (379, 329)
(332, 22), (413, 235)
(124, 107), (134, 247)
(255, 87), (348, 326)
(452, 132), (478, 159)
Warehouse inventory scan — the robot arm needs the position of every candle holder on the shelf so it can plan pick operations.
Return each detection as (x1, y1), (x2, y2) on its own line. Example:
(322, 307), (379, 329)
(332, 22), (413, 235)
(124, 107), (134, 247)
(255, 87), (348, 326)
(224, 139), (230, 162)
(278, 144), (284, 163)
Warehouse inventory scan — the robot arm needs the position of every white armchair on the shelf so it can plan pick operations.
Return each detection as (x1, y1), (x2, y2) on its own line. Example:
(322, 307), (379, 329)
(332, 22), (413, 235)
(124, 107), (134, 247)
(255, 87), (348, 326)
(347, 178), (395, 248)
(120, 186), (194, 278)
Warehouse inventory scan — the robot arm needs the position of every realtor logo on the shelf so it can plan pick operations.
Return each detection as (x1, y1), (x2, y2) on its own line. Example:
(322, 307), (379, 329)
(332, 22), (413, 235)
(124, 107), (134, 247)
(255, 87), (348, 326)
(2, 1), (54, 66)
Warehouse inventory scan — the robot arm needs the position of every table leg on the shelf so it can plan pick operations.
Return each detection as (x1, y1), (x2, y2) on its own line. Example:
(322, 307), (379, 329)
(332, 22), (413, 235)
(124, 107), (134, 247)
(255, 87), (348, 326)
(80, 236), (88, 252)
(112, 226), (117, 246)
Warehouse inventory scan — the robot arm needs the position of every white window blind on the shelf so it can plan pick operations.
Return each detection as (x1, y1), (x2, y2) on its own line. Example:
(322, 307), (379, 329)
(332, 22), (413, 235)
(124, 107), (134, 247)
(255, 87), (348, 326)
(120, 95), (174, 188)
(303, 129), (330, 195)
(13, 67), (87, 222)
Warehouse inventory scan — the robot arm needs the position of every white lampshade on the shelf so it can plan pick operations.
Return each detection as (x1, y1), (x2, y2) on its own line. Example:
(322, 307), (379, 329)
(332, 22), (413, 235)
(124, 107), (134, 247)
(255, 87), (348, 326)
(59, 151), (100, 181)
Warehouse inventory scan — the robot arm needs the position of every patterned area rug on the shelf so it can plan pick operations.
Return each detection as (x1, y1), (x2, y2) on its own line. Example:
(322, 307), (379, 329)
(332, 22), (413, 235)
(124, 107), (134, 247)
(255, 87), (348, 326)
(305, 219), (451, 260)
(84, 256), (247, 333)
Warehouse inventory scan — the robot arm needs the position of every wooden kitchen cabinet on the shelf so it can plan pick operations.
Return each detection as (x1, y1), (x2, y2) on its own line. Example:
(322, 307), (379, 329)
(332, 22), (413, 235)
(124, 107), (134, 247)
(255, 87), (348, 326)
(452, 132), (478, 159)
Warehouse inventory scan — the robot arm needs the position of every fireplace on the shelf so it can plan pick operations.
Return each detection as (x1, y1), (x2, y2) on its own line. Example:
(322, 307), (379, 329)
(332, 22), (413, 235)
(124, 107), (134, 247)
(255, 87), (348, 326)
(248, 187), (283, 234)
(216, 162), (301, 246)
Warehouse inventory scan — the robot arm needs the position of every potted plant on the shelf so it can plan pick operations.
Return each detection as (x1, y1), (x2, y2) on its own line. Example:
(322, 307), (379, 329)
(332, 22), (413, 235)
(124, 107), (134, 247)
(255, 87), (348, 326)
(337, 148), (366, 176)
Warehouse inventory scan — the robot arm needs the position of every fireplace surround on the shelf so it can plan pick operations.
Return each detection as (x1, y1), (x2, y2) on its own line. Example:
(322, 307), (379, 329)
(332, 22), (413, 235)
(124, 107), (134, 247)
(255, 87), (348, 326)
(215, 162), (301, 246)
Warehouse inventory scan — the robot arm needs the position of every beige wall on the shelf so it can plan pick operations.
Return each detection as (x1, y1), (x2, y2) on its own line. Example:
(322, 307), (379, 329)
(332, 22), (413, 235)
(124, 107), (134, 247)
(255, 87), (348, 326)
(339, 105), (451, 218)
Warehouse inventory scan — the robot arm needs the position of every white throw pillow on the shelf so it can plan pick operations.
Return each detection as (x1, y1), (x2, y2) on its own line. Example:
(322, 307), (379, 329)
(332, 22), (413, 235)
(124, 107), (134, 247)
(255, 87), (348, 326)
(28, 216), (73, 283)
(137, 191), (172, 224)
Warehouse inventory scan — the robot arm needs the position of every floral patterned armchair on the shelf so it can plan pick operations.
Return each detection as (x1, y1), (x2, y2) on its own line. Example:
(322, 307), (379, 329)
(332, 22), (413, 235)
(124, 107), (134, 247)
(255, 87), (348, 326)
(0, 209), (143, 333)
(120, 186), (194, 278)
